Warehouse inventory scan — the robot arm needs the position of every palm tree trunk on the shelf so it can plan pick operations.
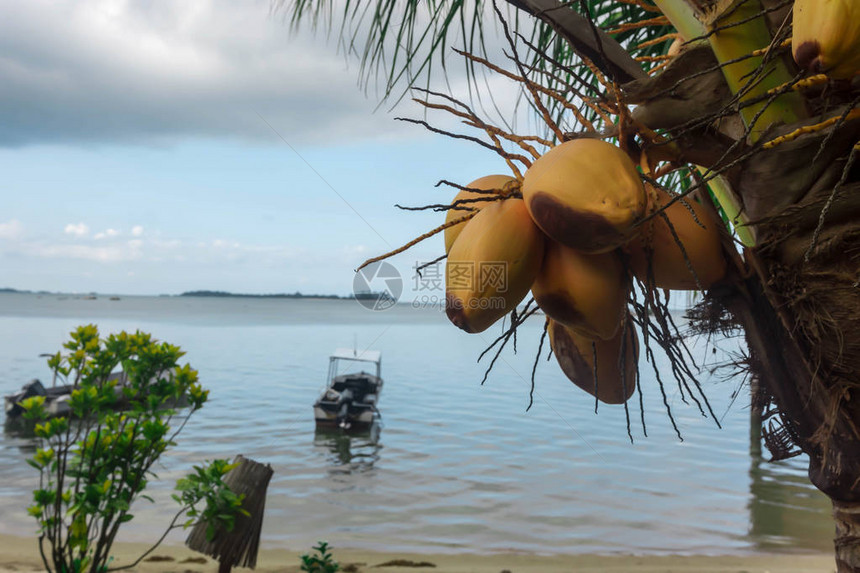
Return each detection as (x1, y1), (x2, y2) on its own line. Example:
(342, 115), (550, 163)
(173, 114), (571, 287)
(697, 118), (860, 573)
(835, 501), (860, 572)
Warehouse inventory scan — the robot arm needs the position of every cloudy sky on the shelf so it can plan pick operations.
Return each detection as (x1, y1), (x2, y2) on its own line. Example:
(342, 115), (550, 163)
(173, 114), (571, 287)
(0, 0), (527, 296)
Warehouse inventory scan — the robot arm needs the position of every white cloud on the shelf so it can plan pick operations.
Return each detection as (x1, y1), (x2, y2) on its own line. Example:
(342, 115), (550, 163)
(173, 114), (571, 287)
(0, 220), (24, 240)
(0, 1), (425, 147)
(94, 228), (119, 240)
(64, 222), (90, 237)
(131, 225), (144, 237)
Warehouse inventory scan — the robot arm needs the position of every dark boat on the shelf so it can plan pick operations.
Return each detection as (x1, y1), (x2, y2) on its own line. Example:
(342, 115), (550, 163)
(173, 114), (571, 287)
(313, 348), (383, 431)
(4, 371), (129, 419)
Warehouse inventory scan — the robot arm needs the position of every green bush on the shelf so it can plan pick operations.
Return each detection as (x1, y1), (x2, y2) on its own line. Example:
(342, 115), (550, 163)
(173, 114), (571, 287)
(301, 541), (340, 573)
(21, 325), (244, 573)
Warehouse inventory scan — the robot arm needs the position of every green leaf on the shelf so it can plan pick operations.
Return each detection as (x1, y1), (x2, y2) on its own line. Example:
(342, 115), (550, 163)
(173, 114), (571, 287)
(33, 489), (56, 506)
(33, 448), (55, 468)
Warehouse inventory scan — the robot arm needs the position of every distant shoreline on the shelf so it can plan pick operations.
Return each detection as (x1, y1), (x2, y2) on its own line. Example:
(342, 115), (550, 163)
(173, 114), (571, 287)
(178, 289), (347, 300)
(0, 287), (380, 300)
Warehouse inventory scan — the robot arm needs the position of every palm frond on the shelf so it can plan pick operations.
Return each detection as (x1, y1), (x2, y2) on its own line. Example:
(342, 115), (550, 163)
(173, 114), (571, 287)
(277, 0), (676, 111)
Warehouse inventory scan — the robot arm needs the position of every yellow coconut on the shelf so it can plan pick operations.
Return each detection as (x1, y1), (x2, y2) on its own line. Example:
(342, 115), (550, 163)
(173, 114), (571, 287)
(446, 198), (544, 333)
(531, 240), (628, 340)
(624, 186), (727, 290)
(547, 317), (638, 405)
(443, 175), (518, 253)
(522, 139), (646, 253)
(792, 0), (860, 79)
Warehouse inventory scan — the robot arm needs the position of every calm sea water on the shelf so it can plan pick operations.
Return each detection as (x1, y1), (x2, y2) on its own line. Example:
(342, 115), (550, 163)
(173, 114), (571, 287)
(0, 293), (833, 555)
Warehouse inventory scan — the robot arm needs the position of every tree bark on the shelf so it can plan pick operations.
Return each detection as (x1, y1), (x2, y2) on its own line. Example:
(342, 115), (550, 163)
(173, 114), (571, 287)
(835, 501), (860, 572)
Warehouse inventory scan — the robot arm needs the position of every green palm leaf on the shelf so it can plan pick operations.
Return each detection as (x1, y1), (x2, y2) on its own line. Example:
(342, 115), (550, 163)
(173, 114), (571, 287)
(277, 0), (675, 112)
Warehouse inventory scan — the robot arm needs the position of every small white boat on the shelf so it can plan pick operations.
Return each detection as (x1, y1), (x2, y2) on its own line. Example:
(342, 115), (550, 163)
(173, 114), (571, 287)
(313, 348), (383, 431)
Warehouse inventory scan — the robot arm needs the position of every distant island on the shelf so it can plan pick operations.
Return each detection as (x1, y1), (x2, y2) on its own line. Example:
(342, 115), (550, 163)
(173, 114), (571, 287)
(0, 287), (53, 295)
(0, 287), (387, 301)
(179, 290), (379, 300)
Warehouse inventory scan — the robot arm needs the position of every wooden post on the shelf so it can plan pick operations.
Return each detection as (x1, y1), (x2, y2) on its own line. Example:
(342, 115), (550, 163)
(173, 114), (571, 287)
(185, 455), (274, 572)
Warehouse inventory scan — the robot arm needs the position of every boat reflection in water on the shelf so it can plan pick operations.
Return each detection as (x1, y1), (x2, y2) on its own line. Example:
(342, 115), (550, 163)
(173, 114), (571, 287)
(747, 408), (833, 552)
(3, 416), (38, 456)
(313, 423), (382, 475)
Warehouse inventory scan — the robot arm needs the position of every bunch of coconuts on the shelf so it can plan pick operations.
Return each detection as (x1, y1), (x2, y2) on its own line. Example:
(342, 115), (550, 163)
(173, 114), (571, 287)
(443, 0), (860, 406)
(443, 139), (727, 405)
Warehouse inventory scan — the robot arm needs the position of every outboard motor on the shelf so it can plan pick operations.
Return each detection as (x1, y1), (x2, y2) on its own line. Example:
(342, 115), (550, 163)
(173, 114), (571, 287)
(336, 388), (355, 429)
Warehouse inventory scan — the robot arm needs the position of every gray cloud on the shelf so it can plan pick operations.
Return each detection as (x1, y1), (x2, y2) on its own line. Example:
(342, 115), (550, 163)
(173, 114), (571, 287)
(0, 0), (417, 147)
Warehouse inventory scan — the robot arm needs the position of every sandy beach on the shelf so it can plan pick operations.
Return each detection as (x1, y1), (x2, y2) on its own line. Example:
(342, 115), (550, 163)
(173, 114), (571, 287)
(0, 534), (835, 573)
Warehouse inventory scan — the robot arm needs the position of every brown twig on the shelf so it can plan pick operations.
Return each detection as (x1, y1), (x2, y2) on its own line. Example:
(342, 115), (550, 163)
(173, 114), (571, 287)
(633, 32), (678, 52)
(356, 213), (476, 272)
(605, 15), (669, 35)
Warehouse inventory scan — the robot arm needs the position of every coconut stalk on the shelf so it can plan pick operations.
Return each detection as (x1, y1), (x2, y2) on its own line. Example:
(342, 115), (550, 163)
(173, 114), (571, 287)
(655, 0), (808, 232)
(701, 0), (808, 141)
(652, 0), (704, 41)
(650, 0), (771, 247)
(696, 166), (756, 246)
